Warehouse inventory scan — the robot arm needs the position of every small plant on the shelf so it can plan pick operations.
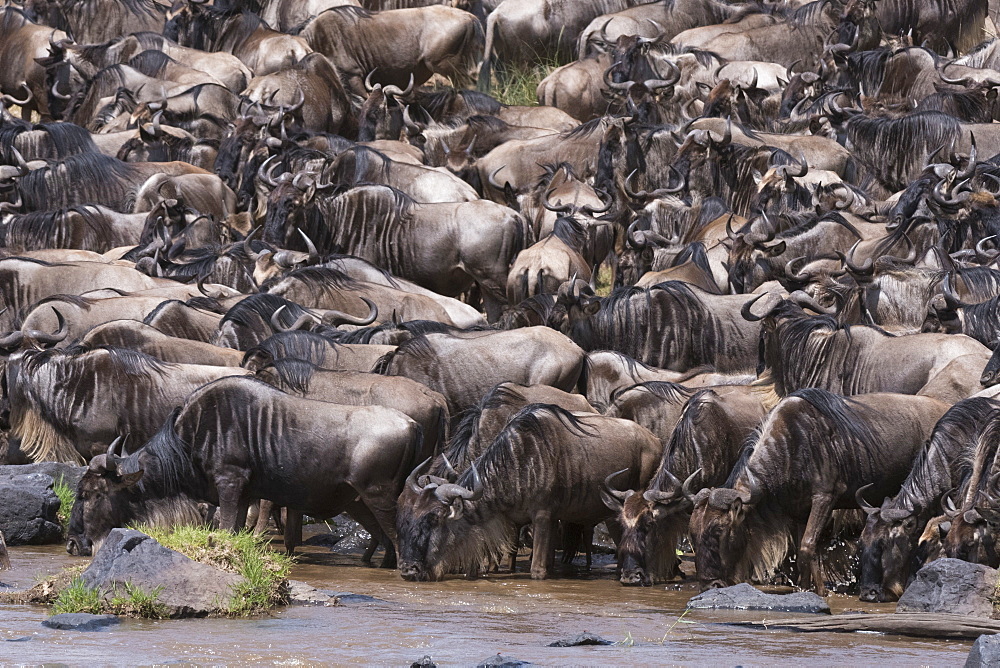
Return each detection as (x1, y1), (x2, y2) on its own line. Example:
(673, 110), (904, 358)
(108, 582), (167, 618)
(53, 476), (75, 530)
(52, 577), (102, 615)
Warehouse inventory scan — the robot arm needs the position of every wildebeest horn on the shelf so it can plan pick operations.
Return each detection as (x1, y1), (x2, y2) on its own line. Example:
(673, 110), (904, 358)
(441, 454), (459, 481)
(856, 483), (878, 514)
(323, 297), (378, 327)
(790, 291), (836, 315)
(976, 235), (999, 263)
(26, 308), (67, 346)
(542, 188), (573, 213)
(383, 74), (414, 99)
(958, 132), (977, 180)
(9, 146), (29, 176)
(257, 154), (280, 188)
(0, 331), (24, 351)
(602, 62), (633, 91)
(407, 458), (433, 494)
(681, 468), (702, 504)
(603, 469), (631, 501)
(297, 228), (320, 262)
(643, 60), (681, 91)
(243, 226), (262, 262)
(938, 64), (970, 86)
(784, 256), (810, 281)
(582, 188), (613, 214)
(725, 213), (740, 241)
(487, 166), (508, 191)
(287, 87), (305, 113)
(364, 70), (378, 93)
(51, 79), (71, 101)
(932, 177), (972, 207)
(741, 292), (775, 322)
(882, 234), (918, 265)
(838, 240), (874, 277)
(436, 466), (483, 502)
(401, 105), (423, 136)
(709, 117), (732, 146)
(270, 305), (316, 332)
(623, 169), (647, 200)
(625, 221), (646, 249)
(1, 83), (33, 108)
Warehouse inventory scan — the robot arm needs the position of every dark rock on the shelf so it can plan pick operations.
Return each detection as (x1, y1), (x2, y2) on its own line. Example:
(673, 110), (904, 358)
(285, 580), (336, 606)
(0, 472), (62, 545)
(687, 583), (831, 614)
(965, 634), (1000, 668)
(80, 528), (244, 617)
(42, 613), (119, 631)
(548, 632), (614, 647)
(5, 637), (31, 642)
(0, 463), (85, 490)
(302, 534), (343, 548)
(410, 656), (436, 668)
(477, 654), (533, 667)
(897, 558), (998, 618)
(330, 592), (384, 604)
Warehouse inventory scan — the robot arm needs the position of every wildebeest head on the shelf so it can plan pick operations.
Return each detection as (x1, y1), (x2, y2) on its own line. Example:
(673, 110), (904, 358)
(688, 487), (753, 589)
(941, 494), (1000, 566)
(66, 436), (141, 557)
(34, 35), (85, 121)
(605, 468), (698, 586)
(396, 459), (483, 582)
(261, 164), (334, 245)
(357, 74), (413, 143)
(857, 485), (921, 602)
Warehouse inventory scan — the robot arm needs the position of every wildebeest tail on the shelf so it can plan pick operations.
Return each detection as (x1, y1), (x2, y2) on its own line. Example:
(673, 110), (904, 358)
(477, 9), (499, 92)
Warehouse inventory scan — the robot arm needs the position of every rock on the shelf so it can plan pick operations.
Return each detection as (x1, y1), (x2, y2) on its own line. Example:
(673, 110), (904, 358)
(42, 613), (119, 631)
(965, 634), (1000, 667)
(0, 463), (85, 490)
(897, 559), (999, 618)
(410, 656), (436, 668)
(286, 580), (336, 606)
(330, 592), (384, 605)
(476, 654), (533, 667)
(0, 472), (62, 545)
(687, 583), (831, 614)
(79, 528), (244, 617)
(548, 632), (614, 647)
(5, 637), (30, 642)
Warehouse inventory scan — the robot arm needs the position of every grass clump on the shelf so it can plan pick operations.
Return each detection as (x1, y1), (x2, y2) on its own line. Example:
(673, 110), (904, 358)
(138, 525), (292, 616)
(488, 58), (561, 107)
(52, 577), (167, 618)
(53, 476), (75, 530)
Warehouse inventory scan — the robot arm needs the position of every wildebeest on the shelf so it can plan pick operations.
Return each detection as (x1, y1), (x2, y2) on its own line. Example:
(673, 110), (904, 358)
(689, 389), (949, 594)
(396, 402), (661, 580)
(374, 327), (585, 416)
(857, 397), (1000, 602)
(4, 345), (246, 463)
(66, 376), (424, 558)
(607, 384), (768, 585)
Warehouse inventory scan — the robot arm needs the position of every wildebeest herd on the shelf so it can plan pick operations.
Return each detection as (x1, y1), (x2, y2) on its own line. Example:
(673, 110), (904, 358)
(4, 0), (1000, 605)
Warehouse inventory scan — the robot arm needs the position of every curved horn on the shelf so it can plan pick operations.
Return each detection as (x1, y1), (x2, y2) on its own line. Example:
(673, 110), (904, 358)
(382, 74), (414, 99)
(958, 132), (977, 180)
(784, 256), (810, 281)
(603, 468), (631, 500)
(297, 228), (320, 262)
(681, 468), (702, 504)
(407, 458), (433, 494)
(324, 297), (378, 327)
(623, 169), (648, 200)
(542, 188), (573, 214)
(839, 240), (874, 277)
(287, 87), (305, 113)
(856, 483), (878, 514)
(243, 226), (262, 262)
(26, 308), (67, 345)
(740, 292), (772, 322)
(441, 454), (459, 481)
(270, 305), (315, 332)
(1, 83), (33, 107)
(0, 330), (24, 350)
(487, 166), (508, 191)
(257, 154), (280, 188)
(976, 235), (999, 263)
(364, 70), (378, 93)
(51, 79), (71, 101)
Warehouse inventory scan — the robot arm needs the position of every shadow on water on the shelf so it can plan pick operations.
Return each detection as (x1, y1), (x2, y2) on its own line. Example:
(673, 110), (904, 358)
(0, 538), (973, 665)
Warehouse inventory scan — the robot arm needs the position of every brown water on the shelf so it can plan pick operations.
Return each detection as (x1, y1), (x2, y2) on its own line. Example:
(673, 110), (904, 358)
(0, 543), (973, 666)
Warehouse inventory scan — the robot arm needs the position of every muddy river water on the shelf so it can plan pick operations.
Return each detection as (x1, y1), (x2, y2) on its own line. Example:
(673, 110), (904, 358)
(0, 542), (974, 665)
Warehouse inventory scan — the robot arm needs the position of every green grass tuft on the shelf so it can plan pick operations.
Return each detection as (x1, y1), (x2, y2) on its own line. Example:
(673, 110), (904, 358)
(52, 577), (102, 615)
(52, 577), (167, 618)
(53, 476), (75, 530)
(488, 59), (561, 107)
(137, 525), (292, 616)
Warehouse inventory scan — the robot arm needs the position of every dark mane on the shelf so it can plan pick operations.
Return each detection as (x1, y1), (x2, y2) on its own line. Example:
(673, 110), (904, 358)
(242, 330), (339, 368)
(611, 380), (695, 405)
(260, 357), (320, 394)
(118, 408), (197, 499)
(218, 293), (311, 330)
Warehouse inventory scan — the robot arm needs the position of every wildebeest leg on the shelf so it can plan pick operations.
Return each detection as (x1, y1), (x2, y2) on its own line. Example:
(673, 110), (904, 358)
(530, 510), (555, 579)
(584, 525), (594, 568)
(284, 510), (303, 555)
(345, 501), (396, 568)
(254, 500), (274, 533)
(357, 492), (399, 569)
(798, 494), (836, 596)
(216, 478), (251, 533)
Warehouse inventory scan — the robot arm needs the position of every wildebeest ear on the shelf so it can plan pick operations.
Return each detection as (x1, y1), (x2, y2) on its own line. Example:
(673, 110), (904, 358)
(729, 497), (744, 518)
(762, 241), (786, 257)
(938, 521), (952, 538)
(447, 499), (465, 521)
(119, 469), (144, 488)
(582, 298), (601, 316)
